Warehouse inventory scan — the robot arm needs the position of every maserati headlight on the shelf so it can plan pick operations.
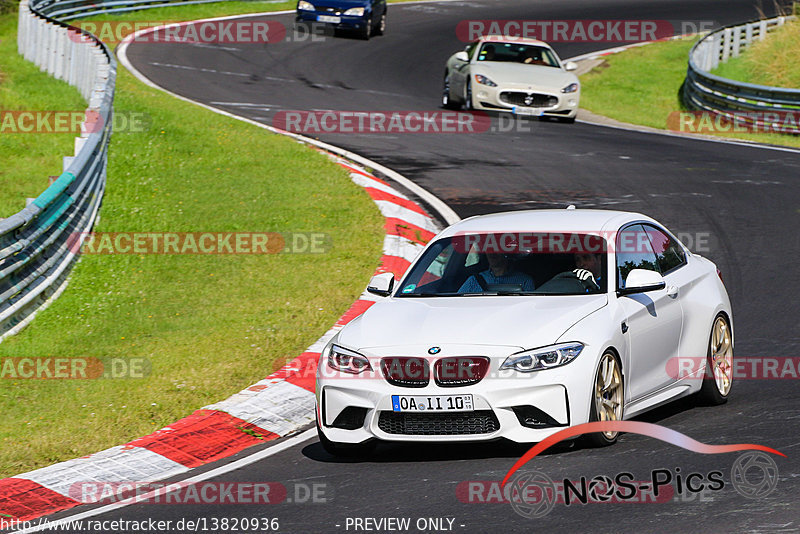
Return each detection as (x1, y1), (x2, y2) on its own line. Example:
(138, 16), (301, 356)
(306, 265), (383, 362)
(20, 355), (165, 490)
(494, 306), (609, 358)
(474, 74), (498, 87)
(327, 344), (372, 374)
(297, 1), (314, 10)
(561, 82), (579, 94)
(500, 342), (584, 372)
(343, 7), (365, 15)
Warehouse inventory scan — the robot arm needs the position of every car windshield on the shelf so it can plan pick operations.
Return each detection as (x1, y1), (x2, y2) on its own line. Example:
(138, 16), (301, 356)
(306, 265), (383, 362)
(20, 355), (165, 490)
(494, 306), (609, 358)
(396, 233), (608, 297)
(476, 42), (560, 68)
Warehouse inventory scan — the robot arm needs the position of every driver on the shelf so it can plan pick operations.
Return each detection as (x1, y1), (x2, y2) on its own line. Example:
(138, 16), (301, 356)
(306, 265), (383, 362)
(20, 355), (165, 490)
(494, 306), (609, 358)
(459, 252), (536, 293)
(573, 253), (603, 289)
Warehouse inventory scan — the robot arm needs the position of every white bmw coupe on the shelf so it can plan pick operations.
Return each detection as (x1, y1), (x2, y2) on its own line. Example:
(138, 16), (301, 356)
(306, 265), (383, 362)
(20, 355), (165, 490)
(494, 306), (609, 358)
(316, 209), (733, 455)
(442, 36), (580, 122)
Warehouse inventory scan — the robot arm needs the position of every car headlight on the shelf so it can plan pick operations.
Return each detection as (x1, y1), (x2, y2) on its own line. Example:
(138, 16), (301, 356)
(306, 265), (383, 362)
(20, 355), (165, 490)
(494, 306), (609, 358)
(343, 7), (365, 15)
(327, 344), (372, 374)
(561, 82), (579, 94)
(297, 1), (314, 10)
(474, 74), (498, 87)
(500, 342), (584, 372)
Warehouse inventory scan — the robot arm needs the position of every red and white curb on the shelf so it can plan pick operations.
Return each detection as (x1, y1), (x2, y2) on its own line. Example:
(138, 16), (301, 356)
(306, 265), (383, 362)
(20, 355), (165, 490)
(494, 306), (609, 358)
(0, 155), (441, 522)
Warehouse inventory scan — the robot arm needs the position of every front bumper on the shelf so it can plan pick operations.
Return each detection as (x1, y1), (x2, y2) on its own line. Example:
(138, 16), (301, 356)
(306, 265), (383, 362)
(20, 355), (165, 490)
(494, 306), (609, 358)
(296, 11), (369, 31)
(316, 351), (595, 444)
(472, 83), (580, 119)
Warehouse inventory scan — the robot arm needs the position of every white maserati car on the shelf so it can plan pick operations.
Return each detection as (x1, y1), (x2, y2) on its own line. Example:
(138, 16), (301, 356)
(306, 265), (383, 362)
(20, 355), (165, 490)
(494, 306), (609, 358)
(442, 36), (580, 122)
(316, 209), (733, 455)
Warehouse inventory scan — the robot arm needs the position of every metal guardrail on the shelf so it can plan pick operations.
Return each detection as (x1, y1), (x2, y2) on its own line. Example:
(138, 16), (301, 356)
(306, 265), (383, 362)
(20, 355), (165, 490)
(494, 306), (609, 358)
(682, 15), (800, 134)
(33, 0), (251, 21)
(1, 0), (116, 339)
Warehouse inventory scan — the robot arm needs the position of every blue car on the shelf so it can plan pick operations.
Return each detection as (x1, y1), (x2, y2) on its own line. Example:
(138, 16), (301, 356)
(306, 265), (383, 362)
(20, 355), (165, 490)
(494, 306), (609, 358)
(296, 0), (387, 40)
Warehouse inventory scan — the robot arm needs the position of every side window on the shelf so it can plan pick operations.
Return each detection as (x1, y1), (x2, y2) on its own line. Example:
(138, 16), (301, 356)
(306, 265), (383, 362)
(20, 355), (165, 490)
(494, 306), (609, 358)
(616, 224), (659, 288)
(644, 225), (686, 274)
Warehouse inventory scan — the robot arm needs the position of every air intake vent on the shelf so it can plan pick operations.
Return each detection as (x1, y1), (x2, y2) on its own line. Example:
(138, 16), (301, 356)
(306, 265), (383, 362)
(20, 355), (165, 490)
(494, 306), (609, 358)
(331, 407), (369, 430)
(378, 411), (499, 435)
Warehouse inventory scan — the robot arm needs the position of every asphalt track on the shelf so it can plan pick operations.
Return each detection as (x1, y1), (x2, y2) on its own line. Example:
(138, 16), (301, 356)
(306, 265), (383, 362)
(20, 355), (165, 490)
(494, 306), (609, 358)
(39, 1), (800, 532)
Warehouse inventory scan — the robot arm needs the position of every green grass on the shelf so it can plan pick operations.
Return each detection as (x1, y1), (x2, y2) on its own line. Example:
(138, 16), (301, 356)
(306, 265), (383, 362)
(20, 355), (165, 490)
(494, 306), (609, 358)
(712, 17), (800, 89)
(0, 15), (88, 218)
(82, 0), (298, 24)
(579, 36), (800, 148)
(0, 2), (385, 478)
(580, 38), (694, 130)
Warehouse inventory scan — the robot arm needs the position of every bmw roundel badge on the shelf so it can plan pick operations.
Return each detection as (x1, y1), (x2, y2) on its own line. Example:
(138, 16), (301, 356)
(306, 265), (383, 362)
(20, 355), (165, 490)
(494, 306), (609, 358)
(428, 346), (441, 355)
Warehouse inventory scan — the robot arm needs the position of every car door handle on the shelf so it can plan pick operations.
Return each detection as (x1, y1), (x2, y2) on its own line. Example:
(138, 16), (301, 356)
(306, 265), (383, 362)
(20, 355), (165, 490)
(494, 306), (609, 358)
(667, 285), (679, 298)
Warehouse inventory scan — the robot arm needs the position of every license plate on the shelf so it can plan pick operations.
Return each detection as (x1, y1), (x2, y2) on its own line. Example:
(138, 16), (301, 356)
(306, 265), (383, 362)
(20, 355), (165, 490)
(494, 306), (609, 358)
(512, 106), (544, 117)
(391, 394), (473, 412)
(317, 15), (341, 23)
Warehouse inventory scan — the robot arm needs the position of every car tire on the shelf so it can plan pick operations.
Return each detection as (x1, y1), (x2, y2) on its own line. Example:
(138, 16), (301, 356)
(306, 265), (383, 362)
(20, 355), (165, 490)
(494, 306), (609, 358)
(360, 16), (372, 40)
(464, 81), (474, 111)
(316, 418), (376, 457)
(696, 313), (733, 405)
(582, 351), (624, 448)
(442, 73), (459, 110)
(374, 11), (386, 35)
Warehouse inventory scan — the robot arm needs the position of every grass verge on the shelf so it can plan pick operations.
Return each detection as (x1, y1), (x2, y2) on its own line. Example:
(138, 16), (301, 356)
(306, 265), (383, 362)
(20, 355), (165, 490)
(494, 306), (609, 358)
(0, 15), (88, 217)
(0, 2), (385, 478)
(579, 36), (800, 148)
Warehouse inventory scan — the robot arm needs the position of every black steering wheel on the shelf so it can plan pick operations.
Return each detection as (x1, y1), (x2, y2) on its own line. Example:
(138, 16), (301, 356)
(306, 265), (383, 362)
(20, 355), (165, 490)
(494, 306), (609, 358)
(552, 270), (600, 292)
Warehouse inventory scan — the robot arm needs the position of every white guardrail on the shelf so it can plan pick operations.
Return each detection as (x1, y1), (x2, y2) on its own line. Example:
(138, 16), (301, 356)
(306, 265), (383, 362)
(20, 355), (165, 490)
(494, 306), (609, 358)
(683, 15), (800, 133)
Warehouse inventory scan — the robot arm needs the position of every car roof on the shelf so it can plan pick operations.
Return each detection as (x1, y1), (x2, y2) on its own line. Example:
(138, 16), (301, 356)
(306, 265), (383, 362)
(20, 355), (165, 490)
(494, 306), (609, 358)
(437, 209), (658, 237)
(479, 35), (551, 47)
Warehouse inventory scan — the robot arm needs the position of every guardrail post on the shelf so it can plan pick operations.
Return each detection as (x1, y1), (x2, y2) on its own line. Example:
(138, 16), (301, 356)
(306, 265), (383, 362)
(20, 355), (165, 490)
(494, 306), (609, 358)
(721, 27), (731, 62)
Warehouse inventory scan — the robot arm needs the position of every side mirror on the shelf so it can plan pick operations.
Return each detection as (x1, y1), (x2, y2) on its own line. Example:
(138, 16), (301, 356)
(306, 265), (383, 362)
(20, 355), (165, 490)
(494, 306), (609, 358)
(618, 269), (666, 297)
(367, 272), (395, 297)
(455, 51), (469, 62)
(564, 61), (578, 72)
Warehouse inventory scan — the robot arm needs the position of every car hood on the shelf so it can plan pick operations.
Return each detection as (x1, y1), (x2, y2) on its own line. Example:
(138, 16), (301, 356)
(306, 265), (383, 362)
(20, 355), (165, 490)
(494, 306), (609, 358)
(474, 62), (576, 89)
(339, 295), (608, 350)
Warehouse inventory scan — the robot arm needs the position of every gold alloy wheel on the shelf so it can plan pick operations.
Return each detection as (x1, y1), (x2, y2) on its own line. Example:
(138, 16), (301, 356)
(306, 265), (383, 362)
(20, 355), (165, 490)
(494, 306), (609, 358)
(710, 316), (733, 396)
(594, 353), (623, 439)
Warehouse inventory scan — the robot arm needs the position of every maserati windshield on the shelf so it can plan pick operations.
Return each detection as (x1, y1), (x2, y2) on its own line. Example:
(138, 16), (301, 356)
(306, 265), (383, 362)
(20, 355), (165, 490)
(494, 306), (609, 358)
(396, 233), (608, 297)
(476, 42), (560, 67)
